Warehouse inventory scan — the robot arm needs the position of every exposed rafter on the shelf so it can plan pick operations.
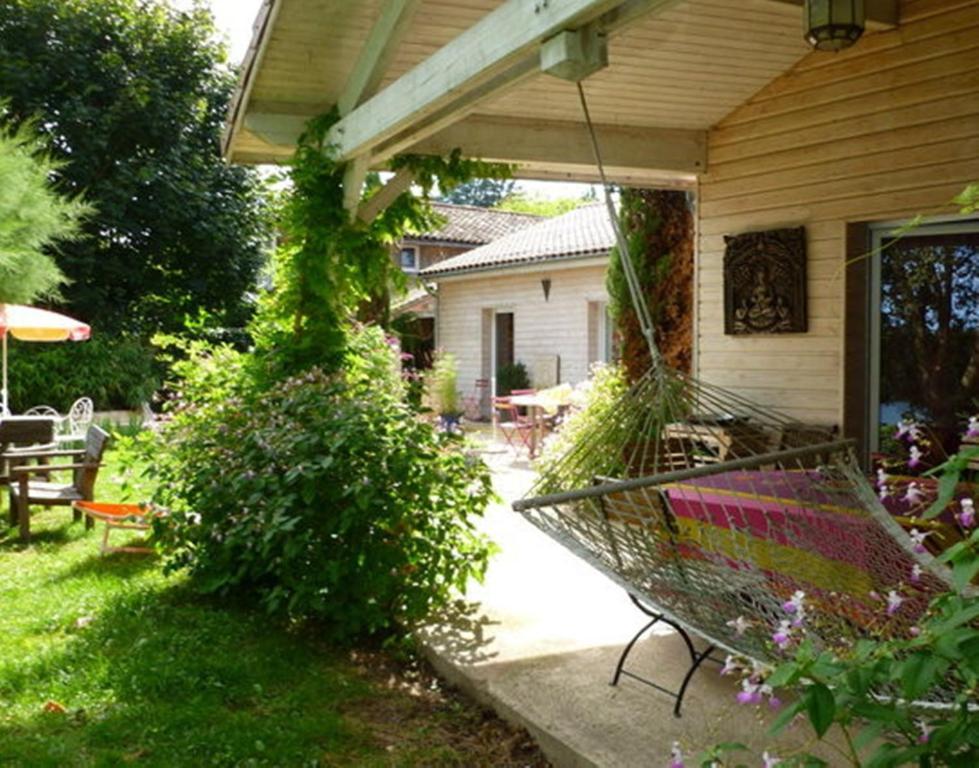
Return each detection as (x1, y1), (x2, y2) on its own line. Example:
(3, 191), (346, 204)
(326, 0), (682, 164)
(337, 0), (422, 117)
(410, 115), (706, 180)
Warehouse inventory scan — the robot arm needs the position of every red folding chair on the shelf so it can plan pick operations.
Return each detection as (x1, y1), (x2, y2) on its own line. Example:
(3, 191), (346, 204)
(492, 397), (534, 453)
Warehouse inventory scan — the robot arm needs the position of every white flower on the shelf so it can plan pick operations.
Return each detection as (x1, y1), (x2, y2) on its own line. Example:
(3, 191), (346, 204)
(726, 616), (751, 636)
(903, 481), (925, 506)
(876, 468), (890, 488)
(879, 484), (891, 502)
(957, 498), (976, 528)
(886, 590), (904, 616)
(782, 590), (805, 614)
(909, 527), (930, 553)
(670, 741), (685, 768)
(719, 655), (739, 676)
(763, 752), (782, 768)
(911, 564), (922, 583)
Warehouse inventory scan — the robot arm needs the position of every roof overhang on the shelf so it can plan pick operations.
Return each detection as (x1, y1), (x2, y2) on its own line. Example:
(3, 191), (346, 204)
(224, 0), (897, 190)
(423, 252), (610, 281)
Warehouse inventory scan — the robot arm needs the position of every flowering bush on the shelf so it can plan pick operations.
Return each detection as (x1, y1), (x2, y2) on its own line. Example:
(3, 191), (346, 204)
(137, 326), (495, 642)
(685, 433), (979, 768)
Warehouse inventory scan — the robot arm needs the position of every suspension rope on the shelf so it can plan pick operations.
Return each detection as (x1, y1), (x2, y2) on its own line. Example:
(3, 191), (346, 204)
(576, 80), (661, 367)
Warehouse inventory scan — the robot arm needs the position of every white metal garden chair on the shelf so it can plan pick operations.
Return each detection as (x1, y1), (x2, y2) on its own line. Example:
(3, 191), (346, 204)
(58, 397), (94, 446)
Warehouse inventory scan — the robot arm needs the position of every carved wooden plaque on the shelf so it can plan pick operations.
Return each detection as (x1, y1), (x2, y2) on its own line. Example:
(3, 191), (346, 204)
(723, 227), (807, 335)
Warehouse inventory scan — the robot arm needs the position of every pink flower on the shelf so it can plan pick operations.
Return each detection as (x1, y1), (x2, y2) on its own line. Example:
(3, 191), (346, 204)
(916, 720), (934, 744)
(909, 445), (924, 469)
(727, 616), (751, 636)
(736, 679), (763, 705)
(909, 626), (921, 637)
(956, 498), (975, 529)
(670, 741), (685, 768)
(966, 416), (979, 439)
(767, 694), (782, 710)
(772, 620), (792, 649)
(911, 564), (922, 583)
(763, 752), (782, 768)
(782, 590), (805, 615)
(903, 482), (925, 506)
(909, 527), (930, 554)
(886, 590), (904, 616)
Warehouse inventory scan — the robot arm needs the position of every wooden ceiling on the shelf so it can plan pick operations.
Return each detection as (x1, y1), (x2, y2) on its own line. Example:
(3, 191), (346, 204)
(226, 0), (812, 176)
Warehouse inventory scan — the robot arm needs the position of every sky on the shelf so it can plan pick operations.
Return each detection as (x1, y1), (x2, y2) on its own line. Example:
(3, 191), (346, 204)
(183, 0), (592, 199)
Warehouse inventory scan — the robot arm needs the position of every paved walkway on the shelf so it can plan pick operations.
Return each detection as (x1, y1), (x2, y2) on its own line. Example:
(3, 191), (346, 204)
(418, 448), (837, 768)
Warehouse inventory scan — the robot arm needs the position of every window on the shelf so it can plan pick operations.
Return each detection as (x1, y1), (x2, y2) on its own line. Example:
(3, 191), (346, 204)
(399, 246), (419, 273)
(589, 301), (618, 364)
(869, 220), (979, 455)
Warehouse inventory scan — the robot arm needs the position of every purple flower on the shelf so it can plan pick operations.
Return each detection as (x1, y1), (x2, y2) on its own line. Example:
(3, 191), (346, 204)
(966, 416), (979, 439)
(737, 679), (763, 705)
(916, 720), (934, 745)
(876, 468), (890, 489)
(719, 655), (739, 676)
(911, 564), (922, 583)
(909, 445), (924, 469)
(782, 590), (805, 615)
(772, 620), (792, 649)
(895, 420), (913, 440)
(909, 527), (930, 554)
(903, 482), (925, 506)
(956, 498), (975, 529)
(879, 484), (891, 502)
(886, 590), (904, 616)
(670, 741), (685, 768)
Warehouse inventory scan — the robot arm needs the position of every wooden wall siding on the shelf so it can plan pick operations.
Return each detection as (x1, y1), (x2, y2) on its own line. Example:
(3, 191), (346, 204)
(696, 0), (979, 427)
(436, 264), (608, 397)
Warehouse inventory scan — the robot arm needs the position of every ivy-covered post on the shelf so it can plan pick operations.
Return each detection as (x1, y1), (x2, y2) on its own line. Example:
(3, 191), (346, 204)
(606, 189), (694, 382)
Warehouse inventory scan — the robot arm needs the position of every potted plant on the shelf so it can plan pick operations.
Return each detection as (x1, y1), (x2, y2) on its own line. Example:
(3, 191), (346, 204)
(426, 351), (462, 432)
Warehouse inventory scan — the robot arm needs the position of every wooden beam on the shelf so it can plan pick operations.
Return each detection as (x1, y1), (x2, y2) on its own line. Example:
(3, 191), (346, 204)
(342, 156), (370, 215)
(356, 170), (415, 224)
(409, 114), (706, 177)
(327, 0), (680, 162)
(337, 0), (422, 116)
(765, 0), (898, 30)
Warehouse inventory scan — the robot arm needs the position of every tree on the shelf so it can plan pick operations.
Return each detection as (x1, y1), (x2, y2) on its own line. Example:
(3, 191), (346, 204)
(0, 114), (87, 304)
(0, 0), (270, 334)
(496, 192), (592, 217)
(440, 178), (515, 207)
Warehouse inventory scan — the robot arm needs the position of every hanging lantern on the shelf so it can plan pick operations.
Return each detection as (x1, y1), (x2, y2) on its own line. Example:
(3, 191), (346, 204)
(804, 0), (865, 51)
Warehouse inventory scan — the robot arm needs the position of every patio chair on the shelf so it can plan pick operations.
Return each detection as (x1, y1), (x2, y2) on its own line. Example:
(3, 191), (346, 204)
(492, 396), (534, 454)
(58, 397), (94, 446)
(8, 425), (110, 541)
(461, 378), (489, 421)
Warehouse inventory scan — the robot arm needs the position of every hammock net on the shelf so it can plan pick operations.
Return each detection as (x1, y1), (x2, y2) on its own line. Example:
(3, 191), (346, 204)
(511, 83), (960, 703)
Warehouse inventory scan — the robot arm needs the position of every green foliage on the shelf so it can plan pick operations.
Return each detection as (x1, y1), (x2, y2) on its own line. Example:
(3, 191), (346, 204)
(6, 334), (158, 411)
(535, 363), (629, 491)
(496, 362), (531, 397)
(0, 0), (271, 334)
(256, 117), (509, 379)
(0, 111), (87, 304)
(496, 192), (594, 217)
(425, 351), (461, 416)
(440, 178), (516, 207)
(138, 327), (495, 641)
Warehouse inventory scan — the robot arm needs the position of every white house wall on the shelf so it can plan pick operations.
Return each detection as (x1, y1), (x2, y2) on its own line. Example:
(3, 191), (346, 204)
(696, 0), (979, 428)
(435, 263), (609, 396)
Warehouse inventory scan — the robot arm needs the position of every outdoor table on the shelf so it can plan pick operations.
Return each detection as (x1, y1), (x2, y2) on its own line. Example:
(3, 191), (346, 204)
(0, 416), (57, 518)
(509, 385), (573, 458)
(72, 501), (158, 555)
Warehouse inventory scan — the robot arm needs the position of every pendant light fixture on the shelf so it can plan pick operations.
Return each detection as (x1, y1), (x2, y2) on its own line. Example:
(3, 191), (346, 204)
(804, 0), (866, 51)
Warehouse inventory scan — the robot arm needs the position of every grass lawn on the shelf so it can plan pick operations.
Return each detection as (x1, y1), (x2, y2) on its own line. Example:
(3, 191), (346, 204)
(0, 448), (545, 767)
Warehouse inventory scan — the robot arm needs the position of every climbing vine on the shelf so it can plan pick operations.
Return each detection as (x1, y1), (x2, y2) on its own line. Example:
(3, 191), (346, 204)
(251, 110), (511, 379)
(607, 189), (694, 382)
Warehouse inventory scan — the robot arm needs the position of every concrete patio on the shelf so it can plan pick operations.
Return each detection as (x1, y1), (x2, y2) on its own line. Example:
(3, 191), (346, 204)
(418, 447), (840, 768)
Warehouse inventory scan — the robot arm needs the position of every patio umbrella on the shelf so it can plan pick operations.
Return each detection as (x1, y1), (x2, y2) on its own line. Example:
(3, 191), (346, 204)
(0, 304), (91, 414)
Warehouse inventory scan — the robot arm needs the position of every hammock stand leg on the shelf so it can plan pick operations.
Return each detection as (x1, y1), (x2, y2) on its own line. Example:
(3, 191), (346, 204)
(610, 593), (715, 717)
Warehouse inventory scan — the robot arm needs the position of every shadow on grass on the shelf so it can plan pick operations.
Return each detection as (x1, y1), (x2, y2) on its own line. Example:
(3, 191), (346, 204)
(0, 521), (76, 551)
(51, 550), (158, 583)
(0, 582), (374, 768)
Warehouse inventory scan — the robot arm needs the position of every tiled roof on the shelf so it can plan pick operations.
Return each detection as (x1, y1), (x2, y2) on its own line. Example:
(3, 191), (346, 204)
(408, 202), (542, 245)
(420, 203), (614, 277)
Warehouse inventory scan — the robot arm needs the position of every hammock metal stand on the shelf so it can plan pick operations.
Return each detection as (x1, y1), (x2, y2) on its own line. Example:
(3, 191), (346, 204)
(610, 593), (718, 717)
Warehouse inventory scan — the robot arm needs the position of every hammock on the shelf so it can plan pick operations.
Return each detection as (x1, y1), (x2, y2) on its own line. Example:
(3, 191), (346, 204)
(511, 83), (961, 713)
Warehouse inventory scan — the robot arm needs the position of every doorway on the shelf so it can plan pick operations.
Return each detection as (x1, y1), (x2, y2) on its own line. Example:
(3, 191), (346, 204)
(494, 311), (514, 378)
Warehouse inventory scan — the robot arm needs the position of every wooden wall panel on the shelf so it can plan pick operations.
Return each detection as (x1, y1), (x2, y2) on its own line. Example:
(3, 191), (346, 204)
(696, 0), (979, 428)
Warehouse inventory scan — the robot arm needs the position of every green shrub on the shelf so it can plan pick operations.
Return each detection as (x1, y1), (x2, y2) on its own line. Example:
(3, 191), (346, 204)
(139, 326), (495, 641)
(496, 361), (530, 396)
(425, 350), (461, 416)
(6, 334), (159, 411)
